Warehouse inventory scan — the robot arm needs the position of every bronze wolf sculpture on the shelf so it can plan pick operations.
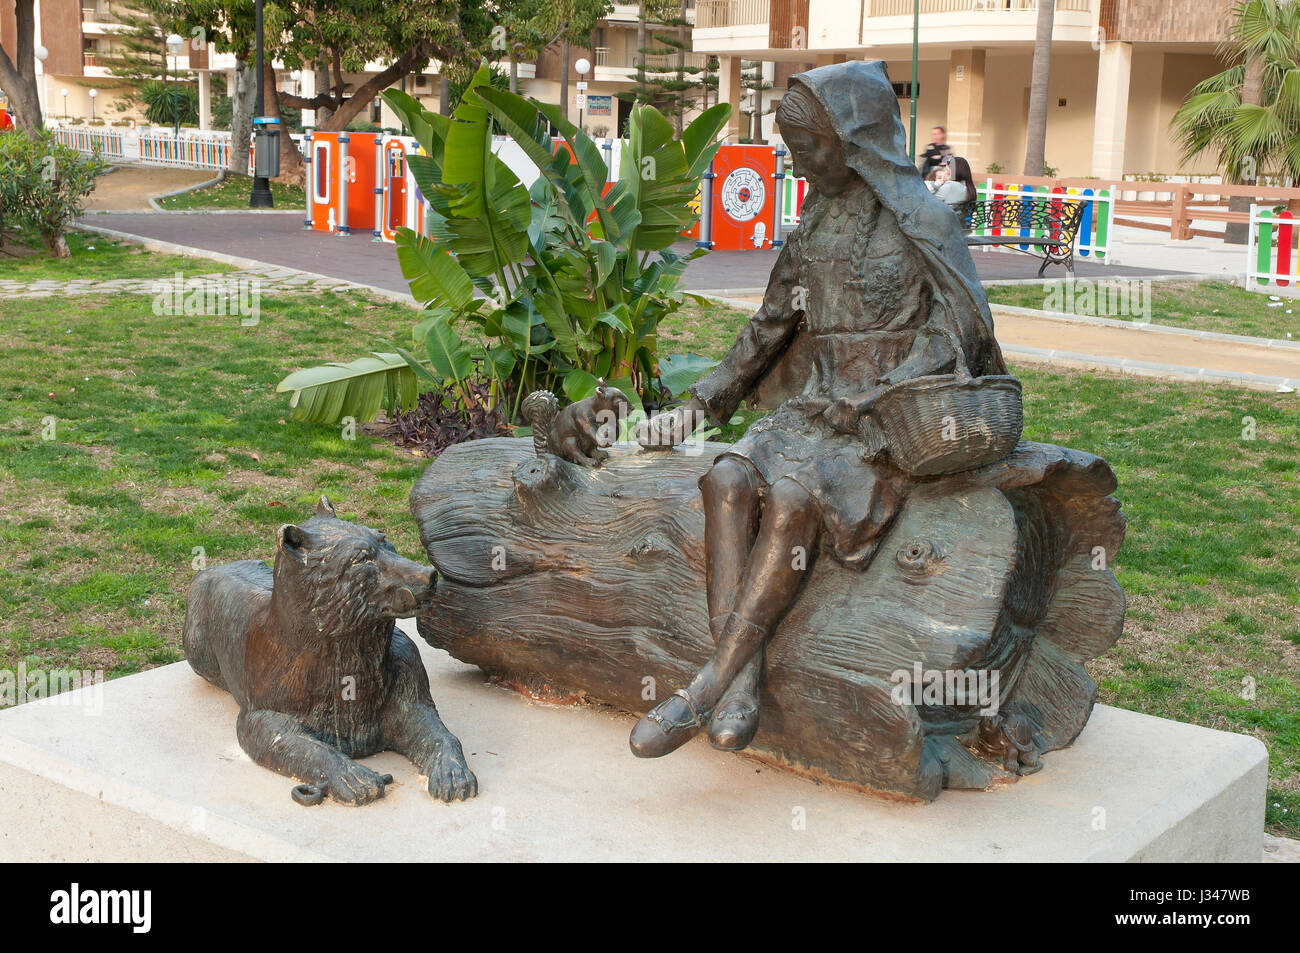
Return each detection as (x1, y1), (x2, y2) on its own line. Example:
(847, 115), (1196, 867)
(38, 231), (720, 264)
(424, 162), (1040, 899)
(183, 496), (477, 805)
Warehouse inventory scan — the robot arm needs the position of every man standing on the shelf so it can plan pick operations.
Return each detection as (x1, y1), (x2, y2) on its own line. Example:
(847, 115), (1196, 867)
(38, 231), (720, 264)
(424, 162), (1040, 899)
(917, 125), (950, 177)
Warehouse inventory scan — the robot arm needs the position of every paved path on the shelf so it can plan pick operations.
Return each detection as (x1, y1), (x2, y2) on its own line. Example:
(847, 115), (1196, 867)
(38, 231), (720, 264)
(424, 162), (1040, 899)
(83, 211), (1193, 298)
(87, 166), (218, 211)
(0, 267), (359, 300)
(74, 210), (1295, 389)
(994, 310), (1299, 382)
(734, 285), (1300, 385)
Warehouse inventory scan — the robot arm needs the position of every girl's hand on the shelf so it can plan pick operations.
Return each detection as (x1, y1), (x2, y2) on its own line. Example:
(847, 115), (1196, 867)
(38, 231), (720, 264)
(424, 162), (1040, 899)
(822, 387), (887, 435)
(636, 398), (709, 450)
(824, 398), (860, 435)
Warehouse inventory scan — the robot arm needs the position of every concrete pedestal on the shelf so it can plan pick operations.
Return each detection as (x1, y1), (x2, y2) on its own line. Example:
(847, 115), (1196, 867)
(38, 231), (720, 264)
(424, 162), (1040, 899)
(0, 627), (1267, 862)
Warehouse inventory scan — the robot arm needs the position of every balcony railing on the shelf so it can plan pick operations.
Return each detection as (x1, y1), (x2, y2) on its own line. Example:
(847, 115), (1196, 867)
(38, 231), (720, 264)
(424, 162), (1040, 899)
(81, 2), (122, 23)
(868, 0), (1091, 14)
(698, 0), (1091, 25)
(696, 0), (771, 28)
(593, 48), (708, 70)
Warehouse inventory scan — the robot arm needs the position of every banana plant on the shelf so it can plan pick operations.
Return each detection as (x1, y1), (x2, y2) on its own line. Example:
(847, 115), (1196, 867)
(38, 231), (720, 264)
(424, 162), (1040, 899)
(276, 62), (730, 426)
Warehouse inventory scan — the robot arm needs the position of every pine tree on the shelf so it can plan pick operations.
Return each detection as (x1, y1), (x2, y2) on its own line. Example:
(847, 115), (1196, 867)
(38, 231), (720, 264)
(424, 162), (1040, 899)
(699, 54), (718, 112)
(741, 60), (772, 144)
(617, 0), (701, 134)
(95, 0), (178, 86)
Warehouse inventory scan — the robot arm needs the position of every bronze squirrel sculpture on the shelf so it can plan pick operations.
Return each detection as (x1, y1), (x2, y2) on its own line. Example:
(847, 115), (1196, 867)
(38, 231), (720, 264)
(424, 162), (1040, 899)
(183, 496), (478, 805)
(522, 381), (633, 467)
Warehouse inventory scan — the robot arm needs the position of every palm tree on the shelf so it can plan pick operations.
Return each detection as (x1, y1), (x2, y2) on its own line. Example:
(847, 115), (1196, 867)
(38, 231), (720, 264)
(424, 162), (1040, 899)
(1022, 0), (1055, 176)
(1171, 0), (1300, 240)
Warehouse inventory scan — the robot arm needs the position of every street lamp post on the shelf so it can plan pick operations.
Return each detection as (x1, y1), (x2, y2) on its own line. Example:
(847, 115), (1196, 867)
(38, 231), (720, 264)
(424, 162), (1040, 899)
(60, 88), (68, 120)
(88, 88), (98, 121)
(166, 33), (183, 138)
(577, 57), (592, 131)
(249, 0), (274, 208)
(908, 0), (919, 163)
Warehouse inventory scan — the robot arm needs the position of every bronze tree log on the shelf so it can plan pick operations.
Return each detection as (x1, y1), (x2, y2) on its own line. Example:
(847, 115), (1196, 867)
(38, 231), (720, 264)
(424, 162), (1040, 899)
(411, 438), (1125, 801)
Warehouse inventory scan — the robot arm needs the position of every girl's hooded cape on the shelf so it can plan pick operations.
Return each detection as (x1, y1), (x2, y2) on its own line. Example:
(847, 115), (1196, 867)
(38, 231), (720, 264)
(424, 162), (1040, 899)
(790, 60), (1008, 377)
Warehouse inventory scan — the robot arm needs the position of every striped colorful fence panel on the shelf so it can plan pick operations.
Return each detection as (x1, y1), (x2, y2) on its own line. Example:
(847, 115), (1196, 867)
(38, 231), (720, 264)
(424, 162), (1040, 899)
(1248, 205), (1298, 290)
(53, 126), (125, 159)
(974, 180), (1115, 261)
(137, 131), (234, 171)
(781, 175), (808, 228)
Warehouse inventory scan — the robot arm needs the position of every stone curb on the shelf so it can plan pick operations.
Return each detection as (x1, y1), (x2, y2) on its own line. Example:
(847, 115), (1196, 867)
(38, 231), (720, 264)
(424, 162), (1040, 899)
(146, 169), (227, 211)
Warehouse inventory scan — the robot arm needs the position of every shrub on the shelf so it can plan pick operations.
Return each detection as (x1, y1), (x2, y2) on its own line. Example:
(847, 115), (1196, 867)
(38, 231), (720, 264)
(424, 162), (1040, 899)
(0, 132), (107, 257)
(278, 62), (731, 427)
(139, 81), (199, 127)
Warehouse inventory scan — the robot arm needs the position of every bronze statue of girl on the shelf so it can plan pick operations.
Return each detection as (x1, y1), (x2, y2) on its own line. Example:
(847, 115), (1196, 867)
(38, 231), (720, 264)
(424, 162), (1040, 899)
(631, 60), (1008, 758)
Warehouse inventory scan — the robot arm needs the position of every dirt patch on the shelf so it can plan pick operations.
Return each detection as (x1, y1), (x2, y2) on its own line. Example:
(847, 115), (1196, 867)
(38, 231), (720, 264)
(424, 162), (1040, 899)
(86, 166), (218, 212)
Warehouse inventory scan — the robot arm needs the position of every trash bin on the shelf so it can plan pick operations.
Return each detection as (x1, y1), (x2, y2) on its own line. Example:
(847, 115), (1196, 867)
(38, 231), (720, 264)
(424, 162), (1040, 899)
(253, 117), (280, 179)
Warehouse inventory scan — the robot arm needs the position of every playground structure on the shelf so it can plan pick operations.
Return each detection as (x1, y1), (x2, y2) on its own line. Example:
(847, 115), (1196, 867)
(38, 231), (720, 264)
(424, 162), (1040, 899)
(304, 131), (426, 242)
(298, 135), (1123, 262)
(301, 134), (806, 251)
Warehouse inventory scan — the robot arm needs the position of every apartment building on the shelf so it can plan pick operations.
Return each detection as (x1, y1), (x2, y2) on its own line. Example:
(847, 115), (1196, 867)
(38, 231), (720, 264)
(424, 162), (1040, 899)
(693, 0), (1238, 177)
(4, 1), (720, 134)
(1, 0), (210, 123)
(5, 0), (1236, 179)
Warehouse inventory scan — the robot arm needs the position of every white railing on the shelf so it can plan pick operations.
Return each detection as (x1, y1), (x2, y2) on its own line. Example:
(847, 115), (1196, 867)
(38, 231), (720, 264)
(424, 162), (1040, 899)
(80, 1), (122, 23)
(696, 0), (771, 28)
(869, 0), (1091, 14)
(54, 123), (252, 173)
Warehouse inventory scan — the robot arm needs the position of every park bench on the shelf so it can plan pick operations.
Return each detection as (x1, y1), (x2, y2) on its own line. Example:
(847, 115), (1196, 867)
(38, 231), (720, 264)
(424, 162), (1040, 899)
(953, 196), (1086, 276)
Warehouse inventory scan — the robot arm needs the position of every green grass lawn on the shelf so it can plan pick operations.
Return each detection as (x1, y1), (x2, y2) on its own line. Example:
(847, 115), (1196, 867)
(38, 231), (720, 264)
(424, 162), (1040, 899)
(153, 172), (306, 211)
(1, 232), (233, 281)
(985, 279), (1300, 342)
(1, 253), (1296, 835)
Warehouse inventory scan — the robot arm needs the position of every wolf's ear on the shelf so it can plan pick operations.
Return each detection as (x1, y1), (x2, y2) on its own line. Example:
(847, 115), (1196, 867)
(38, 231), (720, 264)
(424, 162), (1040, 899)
(315, 495), (337, 518)
(277, 524), (310, 555)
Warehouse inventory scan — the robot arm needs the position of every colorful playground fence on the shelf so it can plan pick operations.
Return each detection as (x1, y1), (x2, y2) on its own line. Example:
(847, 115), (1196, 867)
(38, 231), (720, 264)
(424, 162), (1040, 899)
(52, 124), (256, 173)
(1247, 205), (1299, 291)
(53, 126), (126, 159)
(975, 181), (1116, 262)
(137, 130), (234, 170)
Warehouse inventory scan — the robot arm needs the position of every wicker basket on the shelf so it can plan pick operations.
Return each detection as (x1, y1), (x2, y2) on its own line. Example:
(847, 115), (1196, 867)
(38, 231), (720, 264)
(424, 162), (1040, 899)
(870, 374), (1022, 476)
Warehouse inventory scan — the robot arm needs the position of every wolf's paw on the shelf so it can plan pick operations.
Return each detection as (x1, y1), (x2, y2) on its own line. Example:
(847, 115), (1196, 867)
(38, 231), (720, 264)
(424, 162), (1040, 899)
(425, 745), (478, 803)
(324, 757), (388, 806)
